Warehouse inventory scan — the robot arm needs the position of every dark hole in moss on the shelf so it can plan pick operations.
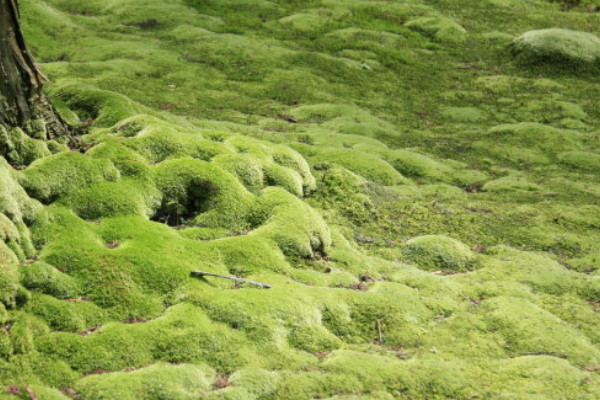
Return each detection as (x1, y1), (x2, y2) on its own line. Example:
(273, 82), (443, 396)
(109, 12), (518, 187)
(124, 19), (159, 30)
(58, 94), (100, 123)
(152, 180), (217, 227)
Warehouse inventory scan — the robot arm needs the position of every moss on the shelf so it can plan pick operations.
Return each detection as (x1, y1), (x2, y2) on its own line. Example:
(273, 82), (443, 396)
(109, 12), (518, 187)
(487, 356), (599, 399)
(0, 261), (19, 308)
(403, 235), (475, 271)
(558, 151), (600, 172)
(511, 28), (600, 69)
(20, 261), (80, 299)
(36, 303), (257, 373)
(22, 152), (120, 203)
(272, 371), (364, 400)
(263, 164), (304, 197)
(440, 107), (486, 123)
(287, 324), (342, 353)
(271, 145), (316, 194)
(0, 127), (51, 166)
(472, 246), (600, 299)
(485, 122), (582, 155)
(25, 293), (106, 332)
(53, 83), (140, 127)
(405, 16), (467, 43)
(388, 149), (455, 181)
(59, 179), (159, 220)
(482, 176), (542, 192)
(0, 160), (41, 255)
(304, 147), (409, 186)
(122, 119), (230, 164)
(212, 154), (265, 191)
(87, 140), (150, 177)
(278, 13), (332, 33)
(219, 367), (279, 399)
(152, 158), (254, 229)
(252, 187), (332, 259)
(75, 362), (214, 400)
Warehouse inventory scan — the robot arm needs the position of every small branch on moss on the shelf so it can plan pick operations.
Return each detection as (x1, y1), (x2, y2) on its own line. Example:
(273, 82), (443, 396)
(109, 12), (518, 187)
(376, 319), (385, 345)
(190, 271), (272, 289)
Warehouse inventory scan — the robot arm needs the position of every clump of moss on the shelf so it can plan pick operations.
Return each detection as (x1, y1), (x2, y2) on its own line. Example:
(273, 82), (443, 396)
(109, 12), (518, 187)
(225, 187), (334, 260)
(511, 28), (600, 70)
(287, 324), (342, 353)
(482, 176), (542, 192)
(0, 159), (41, 258)
(152, 158), (254, 229)
(405, 16), (467, 43)
(388, 149), (455, 181)
(86, 140), (150, 177)
(440, 107), (486, 123)
(403, 235), (475, 271)
(22, 152), (120, 203)
(299, 146), (409, 186)
(558, 151), (600, 172)
(53, 83), (140, 127)
(0, 261), (19, 308)
(25, 293), (106, 332)
(60, 179), (159, 220)
(75, 362), (215, 400)
(0, 126), (51, 166)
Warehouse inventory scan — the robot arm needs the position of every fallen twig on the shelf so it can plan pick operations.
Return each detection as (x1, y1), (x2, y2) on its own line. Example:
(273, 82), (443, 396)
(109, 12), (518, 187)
(376, 319), (385, 345)
(191, 271), (272, 289)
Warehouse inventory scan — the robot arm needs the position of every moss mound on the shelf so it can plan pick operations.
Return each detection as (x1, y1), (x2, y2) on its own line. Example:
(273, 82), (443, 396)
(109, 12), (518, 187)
(405, 16), (467, 43)
(403, 235), (475, 271)
(511, 28), (600, 69)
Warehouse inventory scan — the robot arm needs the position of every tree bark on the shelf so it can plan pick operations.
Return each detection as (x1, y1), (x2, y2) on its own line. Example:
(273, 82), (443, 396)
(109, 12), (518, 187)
(0, 0), (69, 139)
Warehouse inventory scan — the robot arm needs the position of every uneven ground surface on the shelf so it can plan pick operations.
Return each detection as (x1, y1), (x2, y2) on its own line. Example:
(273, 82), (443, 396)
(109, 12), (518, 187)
(2, 0), (600, 398)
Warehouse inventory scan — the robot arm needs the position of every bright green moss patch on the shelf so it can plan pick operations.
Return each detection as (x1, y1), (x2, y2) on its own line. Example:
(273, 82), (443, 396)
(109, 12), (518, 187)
(403, 235), (475, 271)
(60, 179), (159, 220)
(22, 152), (120, 203)
(153, 158), (253, 229)
(75, 363), (215, 400)
(20, 261), (80, 299)
(299, 146), (410, 186)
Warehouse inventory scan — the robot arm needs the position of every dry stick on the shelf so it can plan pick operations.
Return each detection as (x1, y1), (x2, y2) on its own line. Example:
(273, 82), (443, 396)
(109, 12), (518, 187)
(191, 271), (272, 289)
(376, 319), (385, 345)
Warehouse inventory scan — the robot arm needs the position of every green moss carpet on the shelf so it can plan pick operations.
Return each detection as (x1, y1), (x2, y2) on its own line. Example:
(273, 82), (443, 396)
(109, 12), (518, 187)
(2, 0), (600, 398)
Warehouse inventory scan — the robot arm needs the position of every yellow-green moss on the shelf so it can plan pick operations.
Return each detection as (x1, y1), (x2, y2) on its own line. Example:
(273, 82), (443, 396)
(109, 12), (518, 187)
(403, 235), (475, 271)
(22, 152), (120, 203)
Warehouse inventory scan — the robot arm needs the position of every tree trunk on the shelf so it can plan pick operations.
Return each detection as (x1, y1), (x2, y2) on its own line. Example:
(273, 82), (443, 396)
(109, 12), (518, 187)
(0, 0), (69, 139)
